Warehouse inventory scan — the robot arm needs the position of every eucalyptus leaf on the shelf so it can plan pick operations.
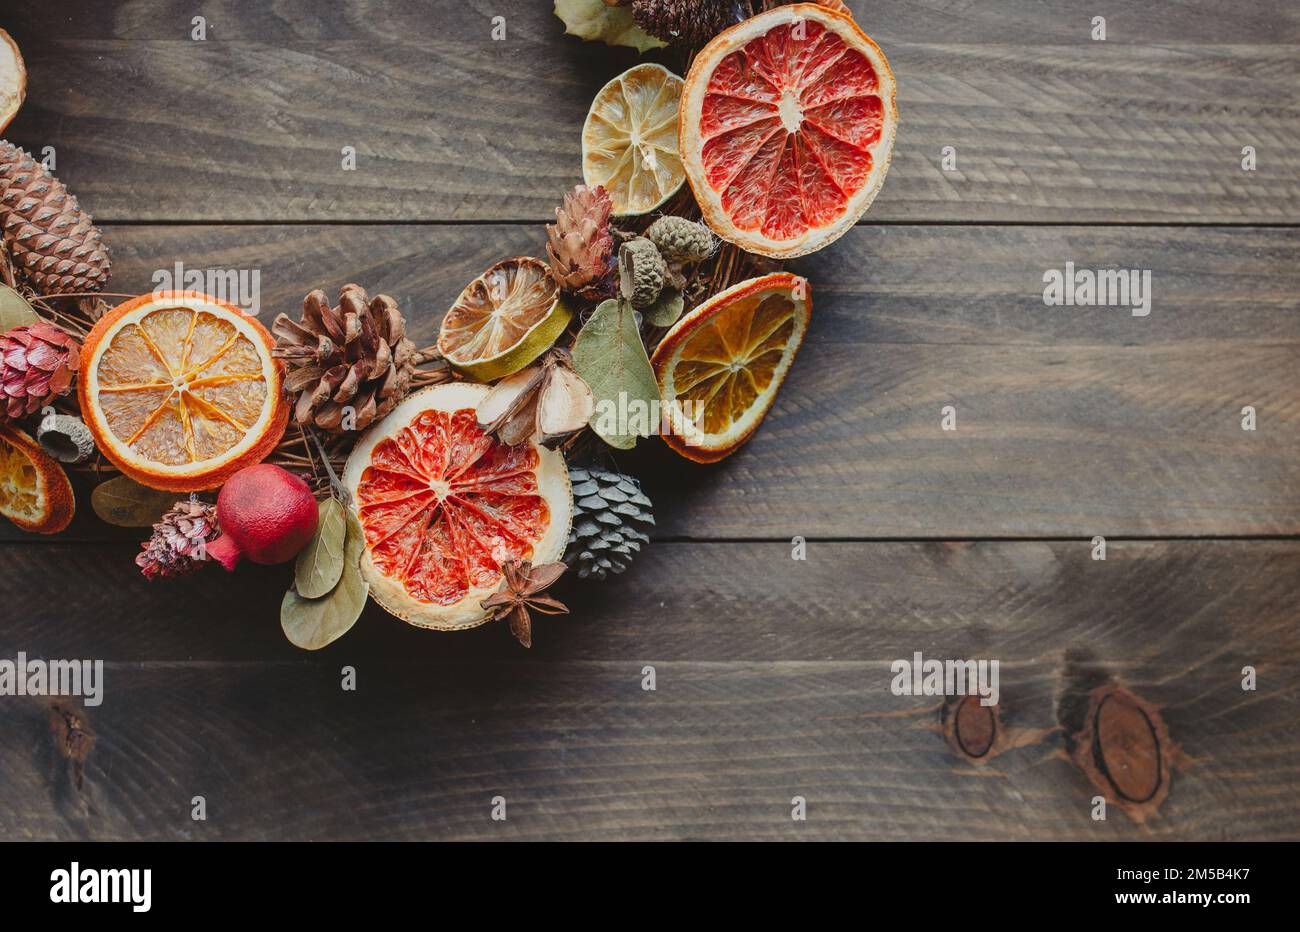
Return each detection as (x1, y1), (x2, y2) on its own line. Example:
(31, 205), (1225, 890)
(644, 288), (684, 328)
(0, 284), (39, 332)
(91, 476), (179, 527)
(572, 298), (660, 450)
(281, 510), (369, 651)
(553, 0), (666, 52)
(294, 497), (347, 599)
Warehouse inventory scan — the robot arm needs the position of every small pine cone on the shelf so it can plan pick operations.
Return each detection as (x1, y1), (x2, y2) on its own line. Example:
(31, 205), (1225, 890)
(0, 321), (80, 420)
(546, 184), (616, 301)
(646, 216), (716, 266)
(136, 497), (220, 581)
(272, 284), (418, 434)
(618, 237), (666, 308)
(632, 0), (740, 46)
(564, 465), (655, 580)
(0, 141), (111, 295)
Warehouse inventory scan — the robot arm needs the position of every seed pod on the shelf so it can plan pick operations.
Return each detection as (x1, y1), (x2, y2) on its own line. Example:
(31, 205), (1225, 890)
(37, 412), (96, 463)
(618, 237), (666, 308)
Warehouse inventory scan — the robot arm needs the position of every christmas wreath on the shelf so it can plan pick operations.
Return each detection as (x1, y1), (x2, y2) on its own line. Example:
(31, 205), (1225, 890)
(0, 2), (896, 649)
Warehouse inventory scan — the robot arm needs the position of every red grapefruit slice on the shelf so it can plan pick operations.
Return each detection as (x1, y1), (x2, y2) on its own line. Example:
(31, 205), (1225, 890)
(343, 383), (572, 631)
(679, 3), (897, 258)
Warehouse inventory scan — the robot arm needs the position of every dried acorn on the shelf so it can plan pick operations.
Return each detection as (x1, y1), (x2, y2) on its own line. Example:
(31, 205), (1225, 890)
(36, 412), (95, 463)
(618, 237), (667, 309)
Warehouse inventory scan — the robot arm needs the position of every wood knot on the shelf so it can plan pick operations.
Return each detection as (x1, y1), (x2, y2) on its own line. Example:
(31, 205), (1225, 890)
(943, 695), (1000, 762)
(48, 700), (96, 789)
(1070, 685), (1178, 823)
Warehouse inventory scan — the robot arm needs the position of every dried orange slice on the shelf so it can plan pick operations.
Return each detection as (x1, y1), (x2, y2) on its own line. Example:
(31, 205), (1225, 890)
(651, 272), (810, 463)
(438, 258), (572, 383)
(582, 63), (686, 216)
(679, 3), (897, 258)
(0, 423), (74, 534)
(79, 291), (289, 492)
(343, 383), (572, 631)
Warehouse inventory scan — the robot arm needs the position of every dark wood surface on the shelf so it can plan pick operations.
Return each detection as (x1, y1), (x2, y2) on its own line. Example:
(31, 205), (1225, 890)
(1, 1), (1297, 841)
(6, 1), (1300, 223)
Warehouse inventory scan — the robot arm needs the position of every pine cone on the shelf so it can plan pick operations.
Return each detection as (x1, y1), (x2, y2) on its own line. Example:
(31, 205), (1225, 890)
(547, 184), (616, 301)
(136, 497), (220, 581)
(0, 141), (111, 295)
(632, 0), (741, 46)
(0, 321), (80, 420)
(564, 465), (655, 580)
(272, 284), (418, 434)
(646, 216), (715, 266)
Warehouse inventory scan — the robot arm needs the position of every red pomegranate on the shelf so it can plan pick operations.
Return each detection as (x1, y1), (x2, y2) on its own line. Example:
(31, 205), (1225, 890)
(207, 464), (319, 571)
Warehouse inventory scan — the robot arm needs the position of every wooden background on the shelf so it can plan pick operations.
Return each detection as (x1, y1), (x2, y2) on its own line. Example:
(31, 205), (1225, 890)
(1, 1), (1297, 840)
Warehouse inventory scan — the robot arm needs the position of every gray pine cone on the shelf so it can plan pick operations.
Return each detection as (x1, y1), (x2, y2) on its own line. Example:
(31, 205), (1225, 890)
(564, 465), (655, 580)
(646, 216), (715, 266)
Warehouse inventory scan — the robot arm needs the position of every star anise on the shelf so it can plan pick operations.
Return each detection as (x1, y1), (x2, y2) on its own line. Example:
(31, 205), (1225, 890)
(481, 559), (569, 648)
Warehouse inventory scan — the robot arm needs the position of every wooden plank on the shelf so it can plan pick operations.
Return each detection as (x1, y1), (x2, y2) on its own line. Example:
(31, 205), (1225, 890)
(1, 540), (1296, 840)
(3, 2), (1298, 223)
(3, 539), (1296, 661)
(1, 222), (1294, 542)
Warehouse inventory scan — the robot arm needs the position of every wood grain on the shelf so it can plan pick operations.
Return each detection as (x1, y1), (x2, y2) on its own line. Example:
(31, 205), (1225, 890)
(3, 2), (1298, 222)
(0, 0), (1297, 845)
(1, 540), (1295, 840)
(2, 222), (1294, 542)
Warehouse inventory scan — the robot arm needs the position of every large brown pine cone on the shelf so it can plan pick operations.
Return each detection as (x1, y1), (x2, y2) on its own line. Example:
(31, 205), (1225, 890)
(272, 284), (418, 434)
(0, 141), (111, 295)
(0, 321), (80, 420)
(632, 0), (741, 46)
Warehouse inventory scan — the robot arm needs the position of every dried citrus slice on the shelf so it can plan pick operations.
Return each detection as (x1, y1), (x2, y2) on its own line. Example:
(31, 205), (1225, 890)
(582, 63), (686, 216)
(79, 291), (289, 492)
(438, 257), (572, 383)
(0, 29), (25, 133)
(651, 272), (810, 463)
(679, 3), (897, 258)
(0, 423), (74, 534)
(343, 383), (572, 631)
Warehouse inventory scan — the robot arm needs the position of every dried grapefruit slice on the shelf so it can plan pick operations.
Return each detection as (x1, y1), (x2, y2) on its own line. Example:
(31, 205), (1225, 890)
(679, 3), (897, 258)
(651, 272), (810, 463)
(79, 291), (289, 492)
(438, 258), (573, 383)
(0, 423), (74, 534)
(582, 63), (686, 216)
(343, 383), (572, 631)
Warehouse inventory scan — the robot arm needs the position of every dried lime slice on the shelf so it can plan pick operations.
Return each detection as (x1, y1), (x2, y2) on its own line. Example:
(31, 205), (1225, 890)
(437, 258), (573, 382)
(582, 63), (685, 216)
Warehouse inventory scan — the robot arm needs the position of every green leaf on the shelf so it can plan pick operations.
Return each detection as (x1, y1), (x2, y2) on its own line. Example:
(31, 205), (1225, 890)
(294, 497), (347, 599)
(281, 510), (369, 651)
(0, 284), (39, 333)
(554, 0), (666, 52)
(572, 298), (660, 450)
(644, 288), (684, 328)
(91, 476), (179, 527)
